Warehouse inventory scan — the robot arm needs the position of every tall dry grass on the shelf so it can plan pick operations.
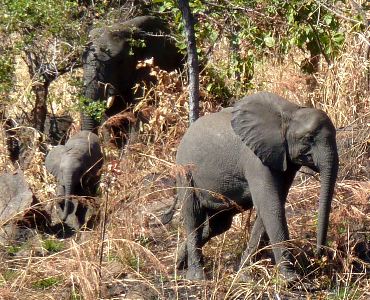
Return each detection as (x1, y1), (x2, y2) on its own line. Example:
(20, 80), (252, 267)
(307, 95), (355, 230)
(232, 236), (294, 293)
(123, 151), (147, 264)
(0, 28), (369, 299)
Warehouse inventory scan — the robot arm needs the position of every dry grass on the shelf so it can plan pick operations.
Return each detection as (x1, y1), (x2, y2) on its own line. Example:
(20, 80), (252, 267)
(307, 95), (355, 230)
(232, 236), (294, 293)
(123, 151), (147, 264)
(0, 29), (369, 299)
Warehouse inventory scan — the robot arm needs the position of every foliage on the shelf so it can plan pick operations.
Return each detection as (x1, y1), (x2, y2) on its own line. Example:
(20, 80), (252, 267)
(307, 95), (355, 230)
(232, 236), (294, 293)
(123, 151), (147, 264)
(0, 269), (18, 284)
(31, 276), (61, 289)
(153, 0), (365, 98)
(5, 245), (21, 255)
(0, 51), (15, 99)
(1, 0), (79, 34)
(42, 239), (64, 253)
(0, 0), (85, 64)
(128, 37), (147, 56)
(77, 96), (106, 122)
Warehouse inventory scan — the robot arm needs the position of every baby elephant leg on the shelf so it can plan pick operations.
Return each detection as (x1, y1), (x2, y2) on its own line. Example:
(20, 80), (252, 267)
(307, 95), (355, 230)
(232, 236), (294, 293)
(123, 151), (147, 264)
(176, 213), (210, 269)
(239, 214), (300, 282)
(239, 215), (269, 269)
(177, 209), (234, 273)
(183, 194), (207, 280)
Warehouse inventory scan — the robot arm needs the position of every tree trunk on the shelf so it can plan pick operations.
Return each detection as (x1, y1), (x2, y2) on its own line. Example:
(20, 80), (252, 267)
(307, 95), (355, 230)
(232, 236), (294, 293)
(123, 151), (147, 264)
(31, 81), (49, 132)
(367, 19), (370, 92)
(24, 50), (50, 132)
(177, 0), (199, 123)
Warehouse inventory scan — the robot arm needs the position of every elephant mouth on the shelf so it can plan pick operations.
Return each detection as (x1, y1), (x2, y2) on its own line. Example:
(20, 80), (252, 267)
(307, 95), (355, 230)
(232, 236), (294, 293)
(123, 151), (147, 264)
(297, 154), (319, 172)
(308, 164), (319, 173)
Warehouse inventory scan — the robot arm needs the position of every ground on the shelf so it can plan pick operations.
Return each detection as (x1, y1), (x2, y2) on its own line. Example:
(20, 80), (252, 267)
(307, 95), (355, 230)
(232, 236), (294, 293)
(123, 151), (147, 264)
(0, 36), (369, 299)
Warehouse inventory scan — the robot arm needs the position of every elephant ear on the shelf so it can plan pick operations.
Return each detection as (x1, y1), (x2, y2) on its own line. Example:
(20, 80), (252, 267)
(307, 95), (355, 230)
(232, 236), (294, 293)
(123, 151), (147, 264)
(231, 92), (300, 171)
(45, 145), (66, 178)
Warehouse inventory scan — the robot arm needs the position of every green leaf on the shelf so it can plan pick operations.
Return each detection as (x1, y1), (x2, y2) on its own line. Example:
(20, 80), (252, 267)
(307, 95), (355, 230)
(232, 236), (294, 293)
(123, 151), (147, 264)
(324, 14), (333, 26)
(264, 35), (275, 48)
(32, 277), (61, 290)
(332, 32), (345, 45)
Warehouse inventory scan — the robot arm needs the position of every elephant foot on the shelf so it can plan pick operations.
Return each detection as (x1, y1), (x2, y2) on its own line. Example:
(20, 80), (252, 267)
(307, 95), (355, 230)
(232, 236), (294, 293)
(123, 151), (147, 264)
(186, 266), (206, 281)
(279, 268), (319, 291)
(279, 267), (301, 284)
(236, 269), (254, 283)
(64, 214), (82, 231)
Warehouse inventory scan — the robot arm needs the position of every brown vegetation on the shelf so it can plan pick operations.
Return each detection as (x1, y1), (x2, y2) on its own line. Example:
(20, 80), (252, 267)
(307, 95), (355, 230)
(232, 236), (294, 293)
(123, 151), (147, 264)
(0, 30), (369, 299)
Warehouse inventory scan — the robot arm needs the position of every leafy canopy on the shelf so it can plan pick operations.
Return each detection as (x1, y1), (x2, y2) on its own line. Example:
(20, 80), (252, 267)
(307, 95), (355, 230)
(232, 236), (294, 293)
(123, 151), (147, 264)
(153, 0), (365, 97)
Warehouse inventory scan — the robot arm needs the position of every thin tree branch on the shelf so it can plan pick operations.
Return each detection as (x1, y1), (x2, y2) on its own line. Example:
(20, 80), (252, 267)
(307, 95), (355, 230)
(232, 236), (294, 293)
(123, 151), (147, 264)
(177, 0), (200, 123)
(314, 0), (366, 24)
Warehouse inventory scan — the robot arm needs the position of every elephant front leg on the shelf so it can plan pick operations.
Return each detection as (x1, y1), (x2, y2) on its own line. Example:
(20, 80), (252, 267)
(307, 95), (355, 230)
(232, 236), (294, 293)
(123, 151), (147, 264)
(257, 204), (300, 282)
(183, 195), (206, 280)
(247, 171), (301, 282)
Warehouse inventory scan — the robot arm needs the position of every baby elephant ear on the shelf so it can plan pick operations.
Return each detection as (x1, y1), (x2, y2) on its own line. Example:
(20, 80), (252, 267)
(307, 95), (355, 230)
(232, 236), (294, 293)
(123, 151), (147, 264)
(231, 92), (299, 171)
(45, 145), (66, 177)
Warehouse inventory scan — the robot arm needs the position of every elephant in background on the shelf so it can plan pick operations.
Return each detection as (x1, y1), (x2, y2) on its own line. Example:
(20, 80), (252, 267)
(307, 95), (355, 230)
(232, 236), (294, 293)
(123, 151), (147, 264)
(81, 15), (184, 137)
(45, 130), (103, 230)
(162, 92), (339, 281)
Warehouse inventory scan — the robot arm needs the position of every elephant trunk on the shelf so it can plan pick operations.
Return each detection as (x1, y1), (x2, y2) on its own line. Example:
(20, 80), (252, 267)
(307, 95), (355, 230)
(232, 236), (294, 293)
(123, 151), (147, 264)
(315, 142), (339, 256)
(81, 48), (101, 132)
(62, 178), (73, 221)
(61, 166), (79, 222)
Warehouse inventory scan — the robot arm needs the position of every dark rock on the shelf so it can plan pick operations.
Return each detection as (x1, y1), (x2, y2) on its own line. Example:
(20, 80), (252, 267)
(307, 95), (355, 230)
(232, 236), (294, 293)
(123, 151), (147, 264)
(44, 114), (73, 145)
(2, 114), (73, 169)
(351, 232), (370, 272)
(0, 171), (35, 244)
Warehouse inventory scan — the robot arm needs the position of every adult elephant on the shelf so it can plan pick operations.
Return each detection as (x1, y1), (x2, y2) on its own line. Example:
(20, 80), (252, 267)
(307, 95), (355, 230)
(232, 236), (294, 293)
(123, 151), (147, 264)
(162, 92), (339, 281)
(45, 131), (103, 230)
(81, 15), (184, 133)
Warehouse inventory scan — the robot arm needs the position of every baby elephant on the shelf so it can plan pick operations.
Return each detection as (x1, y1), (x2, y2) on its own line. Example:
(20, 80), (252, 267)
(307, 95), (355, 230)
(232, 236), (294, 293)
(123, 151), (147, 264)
(163, 92), (338, 282)
(45, 131), (103, 228)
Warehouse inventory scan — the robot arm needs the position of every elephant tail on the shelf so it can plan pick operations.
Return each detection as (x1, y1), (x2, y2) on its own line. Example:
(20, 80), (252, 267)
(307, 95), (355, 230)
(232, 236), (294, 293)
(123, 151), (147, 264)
(160, 198), (178, 225)
(160, 169), (194, 225)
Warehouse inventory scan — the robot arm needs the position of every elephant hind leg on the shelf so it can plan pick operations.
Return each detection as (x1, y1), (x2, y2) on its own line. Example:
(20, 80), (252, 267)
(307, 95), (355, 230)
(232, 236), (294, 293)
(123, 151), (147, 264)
(206, 208), (234, 238)
(239, 214), (269, 269)
(176, 213), (209, 270)
(177, 209), (234, 271)
(182, 190), (207, 280)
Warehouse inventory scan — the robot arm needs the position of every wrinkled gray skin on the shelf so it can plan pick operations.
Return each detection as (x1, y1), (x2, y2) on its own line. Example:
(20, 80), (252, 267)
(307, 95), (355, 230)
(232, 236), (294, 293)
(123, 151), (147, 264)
(163, 92), (339, 281)
(82, 15), (183, 132)
(45, 131), (103, 228)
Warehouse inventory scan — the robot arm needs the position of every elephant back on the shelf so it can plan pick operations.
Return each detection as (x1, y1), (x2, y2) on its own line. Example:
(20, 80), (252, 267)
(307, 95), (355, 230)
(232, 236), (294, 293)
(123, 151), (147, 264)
(112, 16), (170, 35)
(176, 110), (243, 165)
(66, 131), (103, 170)
(88, 16), (182, 70)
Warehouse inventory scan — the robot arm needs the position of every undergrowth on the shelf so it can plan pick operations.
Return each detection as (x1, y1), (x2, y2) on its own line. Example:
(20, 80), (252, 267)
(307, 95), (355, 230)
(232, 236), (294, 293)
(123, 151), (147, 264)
(0, 29), (369, 299)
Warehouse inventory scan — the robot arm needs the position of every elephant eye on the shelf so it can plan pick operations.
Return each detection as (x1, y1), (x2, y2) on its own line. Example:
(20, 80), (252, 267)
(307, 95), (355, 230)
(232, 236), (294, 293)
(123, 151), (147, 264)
(300, 146), (311, 155)
(302, 134), (314, 144)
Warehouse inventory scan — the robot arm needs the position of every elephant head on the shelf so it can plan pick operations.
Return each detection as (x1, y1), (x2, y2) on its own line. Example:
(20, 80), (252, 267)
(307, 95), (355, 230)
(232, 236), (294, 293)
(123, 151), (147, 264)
(81, 16), (184, 132)
(45, 131), (103, 226)
(231, 92), (339, 255)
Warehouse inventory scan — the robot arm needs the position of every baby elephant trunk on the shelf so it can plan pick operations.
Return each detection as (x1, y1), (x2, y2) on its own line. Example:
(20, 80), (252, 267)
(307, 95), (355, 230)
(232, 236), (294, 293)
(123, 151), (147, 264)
(60, 198), (74, 222)
(315, 143), (339, 256)
(60, 160), (82, 222)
